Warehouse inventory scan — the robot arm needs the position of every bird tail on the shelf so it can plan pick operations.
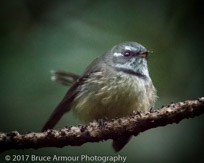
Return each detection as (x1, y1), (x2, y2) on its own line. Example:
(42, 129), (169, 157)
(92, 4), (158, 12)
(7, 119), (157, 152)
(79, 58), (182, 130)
(41, 106), (66, 132)
(50, 70), (79, 86)
(42, 71), (79, 131)
(112, 136), (132, 152)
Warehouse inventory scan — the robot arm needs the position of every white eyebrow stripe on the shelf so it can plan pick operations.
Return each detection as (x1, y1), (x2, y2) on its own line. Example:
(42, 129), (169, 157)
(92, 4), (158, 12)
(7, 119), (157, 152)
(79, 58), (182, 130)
(125, 46), (137, 51)
(113, 52), (123, 57)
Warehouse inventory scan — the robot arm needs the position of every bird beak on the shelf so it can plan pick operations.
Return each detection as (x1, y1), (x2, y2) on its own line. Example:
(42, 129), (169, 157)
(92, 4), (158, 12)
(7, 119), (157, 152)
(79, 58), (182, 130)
(139, 51), (148, 58)
(138, 50), (153, 59)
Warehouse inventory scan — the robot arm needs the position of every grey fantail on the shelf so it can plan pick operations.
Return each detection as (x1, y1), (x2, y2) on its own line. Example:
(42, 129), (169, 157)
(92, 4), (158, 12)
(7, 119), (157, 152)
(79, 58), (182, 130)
(42, 41), (157, 152)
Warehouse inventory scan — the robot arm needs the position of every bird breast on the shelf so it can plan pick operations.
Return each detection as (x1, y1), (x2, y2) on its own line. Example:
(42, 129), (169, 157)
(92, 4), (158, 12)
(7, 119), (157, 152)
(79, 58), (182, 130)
(72, 71), (156, 123)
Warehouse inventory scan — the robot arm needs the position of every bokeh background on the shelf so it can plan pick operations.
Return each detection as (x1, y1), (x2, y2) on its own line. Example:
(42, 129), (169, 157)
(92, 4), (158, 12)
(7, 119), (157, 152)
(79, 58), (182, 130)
(0, 0), (204, 162)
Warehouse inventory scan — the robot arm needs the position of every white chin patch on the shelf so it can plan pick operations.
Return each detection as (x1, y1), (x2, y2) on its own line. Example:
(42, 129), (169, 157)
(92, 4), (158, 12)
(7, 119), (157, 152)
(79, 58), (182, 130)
(125, 46), (137, 51)
(113, 52), (123, 57)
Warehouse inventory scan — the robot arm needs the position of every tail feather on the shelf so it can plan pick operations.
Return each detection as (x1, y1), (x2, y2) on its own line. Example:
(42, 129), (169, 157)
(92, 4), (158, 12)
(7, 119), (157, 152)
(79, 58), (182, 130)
(112, 136), (132, 152)
(51, 70), (79, 86)
(42, 108), (65, 131)
(42, 77), (79, 132)
(41, 99), (72, 131)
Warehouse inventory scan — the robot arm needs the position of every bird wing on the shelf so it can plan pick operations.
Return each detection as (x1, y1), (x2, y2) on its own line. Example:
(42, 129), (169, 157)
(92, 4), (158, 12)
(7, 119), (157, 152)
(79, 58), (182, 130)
(42, 57), (104, 131)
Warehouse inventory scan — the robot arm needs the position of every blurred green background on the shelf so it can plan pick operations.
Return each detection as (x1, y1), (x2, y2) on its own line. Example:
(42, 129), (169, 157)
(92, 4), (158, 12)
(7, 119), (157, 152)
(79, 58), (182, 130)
(0, 0), (204, 162)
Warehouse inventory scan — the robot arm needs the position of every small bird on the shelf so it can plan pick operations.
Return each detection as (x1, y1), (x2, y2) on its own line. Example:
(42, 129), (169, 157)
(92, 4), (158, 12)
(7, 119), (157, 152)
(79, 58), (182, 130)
(42, 41), (157, 152)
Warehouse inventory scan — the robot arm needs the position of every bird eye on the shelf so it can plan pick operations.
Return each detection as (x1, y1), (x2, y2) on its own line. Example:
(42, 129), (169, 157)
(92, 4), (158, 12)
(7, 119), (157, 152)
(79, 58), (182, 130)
(123, 50), (132, 57)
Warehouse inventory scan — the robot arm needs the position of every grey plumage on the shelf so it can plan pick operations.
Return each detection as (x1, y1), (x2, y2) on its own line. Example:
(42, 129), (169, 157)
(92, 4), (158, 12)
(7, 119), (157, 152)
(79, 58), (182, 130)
(42, 41), (157, 152)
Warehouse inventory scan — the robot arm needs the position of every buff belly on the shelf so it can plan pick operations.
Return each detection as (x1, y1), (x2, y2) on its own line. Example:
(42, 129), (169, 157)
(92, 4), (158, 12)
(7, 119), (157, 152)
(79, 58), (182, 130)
(72, 72), (156, 123)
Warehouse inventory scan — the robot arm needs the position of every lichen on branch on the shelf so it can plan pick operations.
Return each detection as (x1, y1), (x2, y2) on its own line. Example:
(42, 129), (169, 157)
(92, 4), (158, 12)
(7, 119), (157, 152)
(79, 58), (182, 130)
(0, 97), (204, 153)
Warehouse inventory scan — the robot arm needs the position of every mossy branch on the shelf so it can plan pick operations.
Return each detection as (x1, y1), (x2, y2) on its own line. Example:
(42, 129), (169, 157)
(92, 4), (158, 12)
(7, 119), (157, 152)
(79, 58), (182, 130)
(0, 97), (204, 153)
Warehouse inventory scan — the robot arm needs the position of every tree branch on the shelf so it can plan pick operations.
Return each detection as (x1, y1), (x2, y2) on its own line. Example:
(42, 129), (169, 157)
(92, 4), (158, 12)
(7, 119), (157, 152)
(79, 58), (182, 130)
(0, 97), (204, 153)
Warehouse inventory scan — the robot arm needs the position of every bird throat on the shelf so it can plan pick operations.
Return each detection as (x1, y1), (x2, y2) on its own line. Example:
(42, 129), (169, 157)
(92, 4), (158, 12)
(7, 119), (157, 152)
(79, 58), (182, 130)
(115, 67), (147, 78)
